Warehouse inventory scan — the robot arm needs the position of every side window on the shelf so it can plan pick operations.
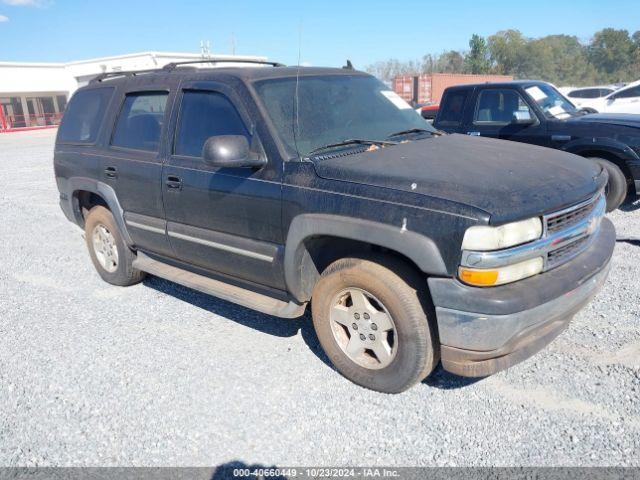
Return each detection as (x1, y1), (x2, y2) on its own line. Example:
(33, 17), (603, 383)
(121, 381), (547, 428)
(437, 91), (468, 126)
(474, 89), (535, 125)
(174, 90), (250, 158)
(57, 88), (113, 144)
(600, 88), (614, 97)
(613, 86), (640, 99)
(568, 90), (585, 99)
(582, 89), (602, 99)
(111, 92), (168, 152)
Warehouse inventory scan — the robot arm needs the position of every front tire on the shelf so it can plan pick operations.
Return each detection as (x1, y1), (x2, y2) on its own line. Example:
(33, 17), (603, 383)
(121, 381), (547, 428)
(84, 206), (145, 286)
(590, 157), (628, 212)
(311, 256), (439, 393)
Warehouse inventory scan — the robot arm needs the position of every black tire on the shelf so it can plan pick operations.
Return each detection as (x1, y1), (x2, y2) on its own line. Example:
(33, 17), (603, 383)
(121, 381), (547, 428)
(84, 206), (145, 286)
(590, 157), (628, 212)
(311, 256), (439, 393)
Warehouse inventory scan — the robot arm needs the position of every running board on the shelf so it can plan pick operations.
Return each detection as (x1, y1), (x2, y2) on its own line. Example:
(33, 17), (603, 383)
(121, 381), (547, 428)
(133, 252), (307, 318)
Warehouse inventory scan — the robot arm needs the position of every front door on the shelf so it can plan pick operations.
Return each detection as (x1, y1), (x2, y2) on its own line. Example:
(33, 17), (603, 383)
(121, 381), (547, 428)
(465, 88), (550, 148)
(604, 84), (640, 114)
(161, 82), (285, 290)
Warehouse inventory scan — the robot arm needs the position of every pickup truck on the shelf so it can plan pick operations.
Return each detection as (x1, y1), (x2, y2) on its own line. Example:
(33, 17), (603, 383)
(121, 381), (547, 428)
(434, 80), (640, 212)
(54, 63), (615, 393)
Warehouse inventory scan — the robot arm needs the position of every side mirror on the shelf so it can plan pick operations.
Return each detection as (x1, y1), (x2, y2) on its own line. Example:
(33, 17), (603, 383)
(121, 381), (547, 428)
(511, 111), (536, 125)
(202, 135), (266, 168)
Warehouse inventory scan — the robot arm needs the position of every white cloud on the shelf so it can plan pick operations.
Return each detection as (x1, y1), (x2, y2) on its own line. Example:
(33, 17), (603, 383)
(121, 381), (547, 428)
(0, 14), (8, 21)
(2, 0), (47, 6)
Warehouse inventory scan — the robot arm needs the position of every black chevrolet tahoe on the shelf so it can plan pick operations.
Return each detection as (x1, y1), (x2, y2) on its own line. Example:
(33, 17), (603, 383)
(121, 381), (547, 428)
(54, 62), (615, 393)
(434, 80), (640, 212)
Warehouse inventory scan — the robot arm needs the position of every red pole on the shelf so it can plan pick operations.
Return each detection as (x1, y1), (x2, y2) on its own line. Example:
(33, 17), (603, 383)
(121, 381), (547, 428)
(0, 107), (6, 132)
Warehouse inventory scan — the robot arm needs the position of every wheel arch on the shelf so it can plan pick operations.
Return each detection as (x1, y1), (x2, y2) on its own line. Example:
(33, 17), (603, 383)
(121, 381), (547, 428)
(66, 177), (133, 246)
(284, 214), (448, 302)
(564, 139), (637, 186)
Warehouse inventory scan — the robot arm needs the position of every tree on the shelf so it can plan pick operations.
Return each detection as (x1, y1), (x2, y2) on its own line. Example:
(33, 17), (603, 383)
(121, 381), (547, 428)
(526, 35), (598, 86)
(465, 34), (491, 74)
(436, 51), (466, 73)
(367, 28), (640, 86)
(487, 30), (530, 77)
(365, 59), (420, 82)
(588, 28), (636, 82)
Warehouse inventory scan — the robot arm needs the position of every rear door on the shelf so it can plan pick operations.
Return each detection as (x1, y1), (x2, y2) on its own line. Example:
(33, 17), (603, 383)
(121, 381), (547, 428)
(161, 81), (285, 290)
(464, 87), (550, 147)
(101, 78), (178, 257)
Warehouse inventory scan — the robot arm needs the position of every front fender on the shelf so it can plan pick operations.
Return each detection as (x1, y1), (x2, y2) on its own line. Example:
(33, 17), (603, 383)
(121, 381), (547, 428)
(284, 214), (448, 302)
(562, 137), (639, 163)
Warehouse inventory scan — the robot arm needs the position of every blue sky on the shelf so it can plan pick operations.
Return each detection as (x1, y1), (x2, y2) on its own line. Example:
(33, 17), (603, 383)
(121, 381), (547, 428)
(0, 0), (639, 67)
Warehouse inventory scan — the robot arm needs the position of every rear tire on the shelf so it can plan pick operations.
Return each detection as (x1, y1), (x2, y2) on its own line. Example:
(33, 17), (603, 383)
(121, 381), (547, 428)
(311, 256), (439, 393)
(84, 206), (145, 286)
(590, 157), (628, 212)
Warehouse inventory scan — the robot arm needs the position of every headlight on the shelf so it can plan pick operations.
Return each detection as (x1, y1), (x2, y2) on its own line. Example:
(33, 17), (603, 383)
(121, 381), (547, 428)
(459, 257), (544, 287)
(461, 217), (542, 251)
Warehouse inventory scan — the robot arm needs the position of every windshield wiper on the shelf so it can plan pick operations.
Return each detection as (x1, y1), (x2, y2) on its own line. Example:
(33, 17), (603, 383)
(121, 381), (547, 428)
(307, 138), (397, 157)
(386, 128), (437, 139)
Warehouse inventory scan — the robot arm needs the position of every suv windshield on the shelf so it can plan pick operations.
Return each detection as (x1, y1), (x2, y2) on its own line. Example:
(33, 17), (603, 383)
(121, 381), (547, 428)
(524, 83), (580, 119)
(254, 75), (435, 157)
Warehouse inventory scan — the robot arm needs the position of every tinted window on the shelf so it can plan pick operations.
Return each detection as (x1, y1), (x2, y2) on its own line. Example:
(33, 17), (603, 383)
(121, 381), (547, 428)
(614, 86), (640, 99)
(584, 89), (602, 98)
(111, 92), (168, 151)
(57, 88), (113, 143)
(474, 89), (535, 124)
(438, 91), (468, 125)
(571, 89), (603, 99)
(174, 91), (249, 157)
(600, 88), (614, 97)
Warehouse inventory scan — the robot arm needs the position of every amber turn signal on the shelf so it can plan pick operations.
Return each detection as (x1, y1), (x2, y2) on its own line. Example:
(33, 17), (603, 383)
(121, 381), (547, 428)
(458, 267), (499, 286)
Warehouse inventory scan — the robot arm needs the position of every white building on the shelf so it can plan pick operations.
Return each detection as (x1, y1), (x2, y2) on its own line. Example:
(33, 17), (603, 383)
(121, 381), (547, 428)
(0, 51), (267, 131)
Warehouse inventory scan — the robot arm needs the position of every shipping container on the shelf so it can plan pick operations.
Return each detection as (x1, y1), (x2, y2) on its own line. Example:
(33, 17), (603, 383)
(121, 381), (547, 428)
(393, 73), (513, 105)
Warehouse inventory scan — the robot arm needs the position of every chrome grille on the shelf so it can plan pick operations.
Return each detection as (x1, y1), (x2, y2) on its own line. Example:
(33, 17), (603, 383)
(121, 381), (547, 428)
(545, 199), (597, 235)
(546, 236), (590, 269)
(543, 193), (604, 271)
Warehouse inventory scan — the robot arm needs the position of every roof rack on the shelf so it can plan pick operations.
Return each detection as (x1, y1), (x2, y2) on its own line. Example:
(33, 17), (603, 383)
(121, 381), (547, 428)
(89, 59), (285, 84)
(162, 59), (285, 71)
(90, 68), (160, 84)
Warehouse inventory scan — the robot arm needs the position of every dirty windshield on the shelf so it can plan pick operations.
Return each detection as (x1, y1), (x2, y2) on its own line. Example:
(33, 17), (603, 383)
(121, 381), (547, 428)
(255, 75), (435, 158)
(525, 83), (580, 119)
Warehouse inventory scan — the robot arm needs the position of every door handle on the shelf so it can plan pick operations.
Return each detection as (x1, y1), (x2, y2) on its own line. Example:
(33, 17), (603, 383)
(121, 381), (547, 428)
(166, 175), (182, 190)
(104, 166), (117, 178)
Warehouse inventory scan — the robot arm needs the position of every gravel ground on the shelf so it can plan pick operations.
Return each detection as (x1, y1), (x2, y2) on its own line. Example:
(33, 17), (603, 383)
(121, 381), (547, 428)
(0, 129), (639, 468)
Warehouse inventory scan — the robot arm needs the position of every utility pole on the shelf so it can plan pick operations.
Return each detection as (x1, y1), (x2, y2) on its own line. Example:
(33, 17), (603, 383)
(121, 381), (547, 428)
(231, 33), (236, 55)
(200, 40), (211, 59)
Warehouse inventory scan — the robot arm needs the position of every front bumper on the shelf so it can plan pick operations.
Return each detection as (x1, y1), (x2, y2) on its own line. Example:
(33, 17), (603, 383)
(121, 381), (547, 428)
(428, 218), (615, 377)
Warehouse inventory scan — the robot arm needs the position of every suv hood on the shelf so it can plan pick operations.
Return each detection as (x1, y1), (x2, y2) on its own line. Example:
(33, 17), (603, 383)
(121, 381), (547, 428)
(313, 134), (604, 224)
(566, 113), (640, 129)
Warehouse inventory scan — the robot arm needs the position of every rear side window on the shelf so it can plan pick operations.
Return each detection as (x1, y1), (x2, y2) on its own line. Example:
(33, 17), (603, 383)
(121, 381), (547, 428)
(437, 90), (468, 126)
(570, 89), (600, 99)
(174, 90), (249, 157)
(57, 88), (113, 144)
(111, 92), (168, 152)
